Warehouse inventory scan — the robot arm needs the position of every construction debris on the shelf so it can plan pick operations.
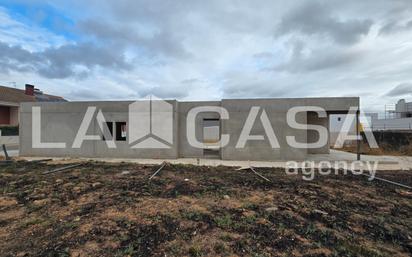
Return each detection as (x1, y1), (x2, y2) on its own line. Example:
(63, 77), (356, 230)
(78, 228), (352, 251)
(149, 161), (167, 180)
(43, 163), (83, 175)
(249, 166), (271, 182)
(313, 209), (329, 216)
(30, 159), (53, 164)
(361, 173), (412, 190)
(397, 190), (412, 197)
(19, 159), (53, 170)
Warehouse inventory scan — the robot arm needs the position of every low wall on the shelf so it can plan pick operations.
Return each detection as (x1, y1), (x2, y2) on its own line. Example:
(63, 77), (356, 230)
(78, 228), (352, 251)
(0, 136), (19, 146)
(370, 131), (412, 151)
(372, 117), (412, 131)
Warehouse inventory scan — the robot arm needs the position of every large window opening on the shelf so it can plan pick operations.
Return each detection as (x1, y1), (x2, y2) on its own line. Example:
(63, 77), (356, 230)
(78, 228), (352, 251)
(102, 121), (127, 141)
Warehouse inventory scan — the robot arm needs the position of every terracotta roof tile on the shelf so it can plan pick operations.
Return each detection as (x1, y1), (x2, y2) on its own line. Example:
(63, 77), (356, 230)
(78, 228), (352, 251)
(0, 85), (66, 103)
(0, 86), (35, 103)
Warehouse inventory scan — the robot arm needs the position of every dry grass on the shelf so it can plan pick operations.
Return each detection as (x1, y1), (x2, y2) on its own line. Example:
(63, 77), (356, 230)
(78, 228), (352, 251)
(0, 161), (411, 257)
(336, 142), (412, 156)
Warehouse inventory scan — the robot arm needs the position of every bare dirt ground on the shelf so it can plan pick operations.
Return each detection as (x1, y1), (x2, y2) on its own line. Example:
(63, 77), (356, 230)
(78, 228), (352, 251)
(0, 160), (411, 257)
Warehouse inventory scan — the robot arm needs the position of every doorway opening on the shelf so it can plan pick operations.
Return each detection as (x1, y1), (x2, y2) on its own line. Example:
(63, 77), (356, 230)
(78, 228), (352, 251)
(202, 118), (221, 159)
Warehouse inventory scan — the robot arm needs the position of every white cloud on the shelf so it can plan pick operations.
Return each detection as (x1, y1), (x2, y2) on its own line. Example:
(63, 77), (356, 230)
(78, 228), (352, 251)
(0, 0), (412, 115)
(0, 7), (68, 50)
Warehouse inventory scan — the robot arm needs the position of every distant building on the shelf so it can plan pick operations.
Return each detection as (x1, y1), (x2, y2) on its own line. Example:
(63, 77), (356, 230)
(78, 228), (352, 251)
(0, 84), (66, 126)
(370, 99), (412, 131)
(393, 99), (412, 118)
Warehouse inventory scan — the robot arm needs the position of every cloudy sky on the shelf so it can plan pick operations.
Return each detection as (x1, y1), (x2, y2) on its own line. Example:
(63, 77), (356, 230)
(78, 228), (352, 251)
(0, 0), (411, 113)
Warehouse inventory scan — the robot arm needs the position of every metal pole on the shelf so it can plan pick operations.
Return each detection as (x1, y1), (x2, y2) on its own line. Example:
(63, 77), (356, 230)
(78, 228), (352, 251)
(2, 144), (10, 161)
(361, 173), (412, 190)
(149, 161), (167, 180)
(249, 166), (271, 182)
(356, 109), (361, 161)
(43, 163), (83, 175)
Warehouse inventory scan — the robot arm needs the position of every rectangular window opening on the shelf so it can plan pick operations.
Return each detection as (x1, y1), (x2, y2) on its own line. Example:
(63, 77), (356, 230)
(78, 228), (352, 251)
(116, 122), (127, 141)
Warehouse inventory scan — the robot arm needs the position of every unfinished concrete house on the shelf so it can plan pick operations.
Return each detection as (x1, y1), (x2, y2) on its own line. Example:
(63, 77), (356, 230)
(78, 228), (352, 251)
(19, 97), (359, 161)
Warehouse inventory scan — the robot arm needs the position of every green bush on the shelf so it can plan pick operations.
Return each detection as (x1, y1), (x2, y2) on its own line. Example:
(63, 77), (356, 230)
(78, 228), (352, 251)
(0, 126), (19, 136)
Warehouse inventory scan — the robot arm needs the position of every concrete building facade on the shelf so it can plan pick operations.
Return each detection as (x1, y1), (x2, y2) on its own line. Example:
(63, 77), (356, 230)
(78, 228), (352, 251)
(19, 97), (359, 161)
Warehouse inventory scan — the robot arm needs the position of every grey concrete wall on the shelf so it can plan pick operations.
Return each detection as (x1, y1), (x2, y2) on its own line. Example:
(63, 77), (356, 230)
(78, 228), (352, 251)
(19, 97), (358, 161)
(20, 101), (179, 158)
(221, 99), (308, 161)
(177, 101), (221, 158)
(307, 112), (330, 154)
(302, 97), (359, 112)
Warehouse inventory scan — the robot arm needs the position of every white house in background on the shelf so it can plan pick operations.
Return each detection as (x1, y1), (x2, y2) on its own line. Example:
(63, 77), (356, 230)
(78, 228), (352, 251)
(394, 99), (412, 118)
(371, 99), (412, 131)
(330, 99), (412, 138)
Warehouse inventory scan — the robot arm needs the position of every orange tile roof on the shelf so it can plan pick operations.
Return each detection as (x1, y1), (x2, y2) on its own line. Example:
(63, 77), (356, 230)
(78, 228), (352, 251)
(0, 85), (35, 103)
(0, 85), (65, 104)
